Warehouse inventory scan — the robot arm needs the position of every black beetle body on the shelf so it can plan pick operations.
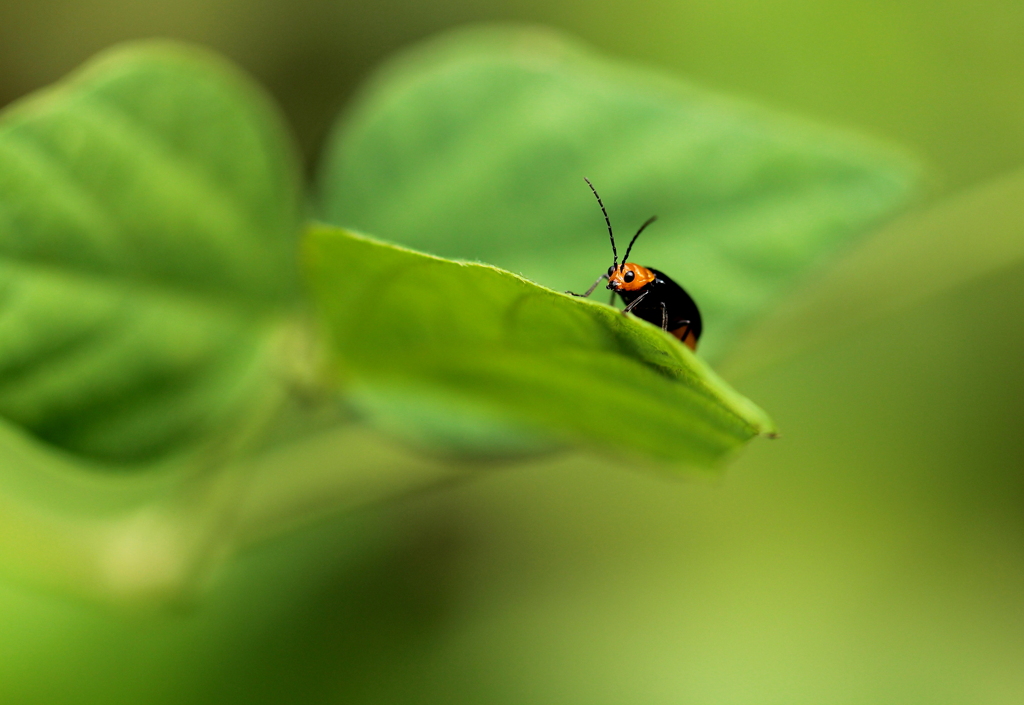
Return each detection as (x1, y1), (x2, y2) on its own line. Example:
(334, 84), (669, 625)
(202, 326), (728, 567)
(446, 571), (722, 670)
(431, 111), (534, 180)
(612, 266), (702, 347)
(568, 179), (703, 351)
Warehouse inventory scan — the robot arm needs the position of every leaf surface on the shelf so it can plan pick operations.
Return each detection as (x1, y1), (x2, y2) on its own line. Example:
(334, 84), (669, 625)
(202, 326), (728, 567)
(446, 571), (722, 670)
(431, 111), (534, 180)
(304, 224), (774, 470)
(0, 41), (303, 464)
(319, 25), (919, 361)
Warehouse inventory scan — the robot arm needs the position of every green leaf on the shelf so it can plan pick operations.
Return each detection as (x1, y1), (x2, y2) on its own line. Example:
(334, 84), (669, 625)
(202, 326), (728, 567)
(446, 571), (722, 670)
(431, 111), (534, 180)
(0, 40), (315, 600)
(318, 25), (919, 361)
(303, 224), (775, 470)
(0, 41), (304, 465)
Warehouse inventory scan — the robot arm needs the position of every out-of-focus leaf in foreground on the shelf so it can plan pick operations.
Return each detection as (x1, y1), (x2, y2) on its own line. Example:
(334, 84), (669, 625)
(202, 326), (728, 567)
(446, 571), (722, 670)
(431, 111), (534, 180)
(0, 41), (303, 465)
(319, 25), (919, 361)
(304, 225), (775, 470)
(0, 42), (305, 600)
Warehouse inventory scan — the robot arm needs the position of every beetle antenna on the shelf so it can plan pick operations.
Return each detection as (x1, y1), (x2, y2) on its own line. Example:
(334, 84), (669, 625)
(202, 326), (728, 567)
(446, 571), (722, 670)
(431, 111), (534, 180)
(623, 216), (657, 264)
(584, 177), (617, 269)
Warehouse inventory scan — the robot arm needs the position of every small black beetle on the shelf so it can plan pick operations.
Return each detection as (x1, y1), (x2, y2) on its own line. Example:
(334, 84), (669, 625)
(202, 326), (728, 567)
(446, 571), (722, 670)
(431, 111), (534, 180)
(569, 178), (703, 351)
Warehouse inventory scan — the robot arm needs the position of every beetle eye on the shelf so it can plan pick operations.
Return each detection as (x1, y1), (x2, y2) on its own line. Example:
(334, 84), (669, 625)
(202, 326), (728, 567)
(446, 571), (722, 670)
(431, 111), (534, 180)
(607, 265), (615, 276)
(623, 270), (635, 283)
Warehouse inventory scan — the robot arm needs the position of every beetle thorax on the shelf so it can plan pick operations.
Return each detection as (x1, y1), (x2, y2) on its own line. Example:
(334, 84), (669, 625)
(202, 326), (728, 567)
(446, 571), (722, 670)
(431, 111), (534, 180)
(608, 262), (656, 292)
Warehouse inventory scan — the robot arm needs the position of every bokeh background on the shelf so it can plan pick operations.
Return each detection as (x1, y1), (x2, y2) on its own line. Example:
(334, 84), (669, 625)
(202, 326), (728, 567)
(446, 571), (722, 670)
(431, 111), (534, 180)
(1, 1), (1023, 703)
(5, 0), (1024, 190)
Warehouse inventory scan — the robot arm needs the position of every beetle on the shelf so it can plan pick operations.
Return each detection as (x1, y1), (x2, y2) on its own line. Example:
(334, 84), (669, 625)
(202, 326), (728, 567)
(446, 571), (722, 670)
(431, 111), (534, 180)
(569, 178), (703, 351)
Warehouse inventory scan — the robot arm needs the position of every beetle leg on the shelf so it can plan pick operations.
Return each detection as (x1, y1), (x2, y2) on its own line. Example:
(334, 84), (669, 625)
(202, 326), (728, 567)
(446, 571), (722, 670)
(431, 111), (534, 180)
(622, 290), (649, 314)
(566, 273), (607, 298)
(677, 319), (692, 340)
(609, 289), (617, 306)
(660, 302), (668, 330)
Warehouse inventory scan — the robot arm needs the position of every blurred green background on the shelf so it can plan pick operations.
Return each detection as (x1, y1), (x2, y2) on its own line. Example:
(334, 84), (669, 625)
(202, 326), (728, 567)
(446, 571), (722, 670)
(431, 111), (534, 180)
(1, 1), (1022, 703)
(4, 0), (1024, 191)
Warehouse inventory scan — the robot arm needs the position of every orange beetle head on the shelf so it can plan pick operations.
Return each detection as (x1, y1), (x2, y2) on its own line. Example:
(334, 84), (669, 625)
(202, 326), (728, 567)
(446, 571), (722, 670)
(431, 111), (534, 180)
(607, 262), (656, 292)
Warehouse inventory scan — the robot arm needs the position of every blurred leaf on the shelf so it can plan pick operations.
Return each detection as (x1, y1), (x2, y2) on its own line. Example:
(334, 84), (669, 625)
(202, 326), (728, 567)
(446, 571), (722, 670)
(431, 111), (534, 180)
(720, 168), (1024, 379)
(0, 409), (263, 603)
(0, 40), (303, 464)
(0, 41), (315, 601)
(304, 224), (775, 470)
(318, 25), (919, 361)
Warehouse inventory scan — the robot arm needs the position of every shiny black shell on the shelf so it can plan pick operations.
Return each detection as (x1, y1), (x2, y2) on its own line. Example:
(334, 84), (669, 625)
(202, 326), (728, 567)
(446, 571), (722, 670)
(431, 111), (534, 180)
(616, 267), (702, 341)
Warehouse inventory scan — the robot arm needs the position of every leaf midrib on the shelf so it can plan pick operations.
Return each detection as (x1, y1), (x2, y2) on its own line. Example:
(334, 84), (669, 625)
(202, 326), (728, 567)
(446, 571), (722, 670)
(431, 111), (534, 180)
(0, 90), (295, 310)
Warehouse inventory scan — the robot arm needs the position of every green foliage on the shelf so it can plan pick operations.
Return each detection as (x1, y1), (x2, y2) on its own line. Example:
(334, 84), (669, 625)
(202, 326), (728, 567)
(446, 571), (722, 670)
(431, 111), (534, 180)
(318, 26), (918, 361)
(5, 4), (1024, 702)
(305, 225), (774, 468)
(0, 41), (303, 464)
(0, 42), (311, 600)
(0, 28), (919, 601)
